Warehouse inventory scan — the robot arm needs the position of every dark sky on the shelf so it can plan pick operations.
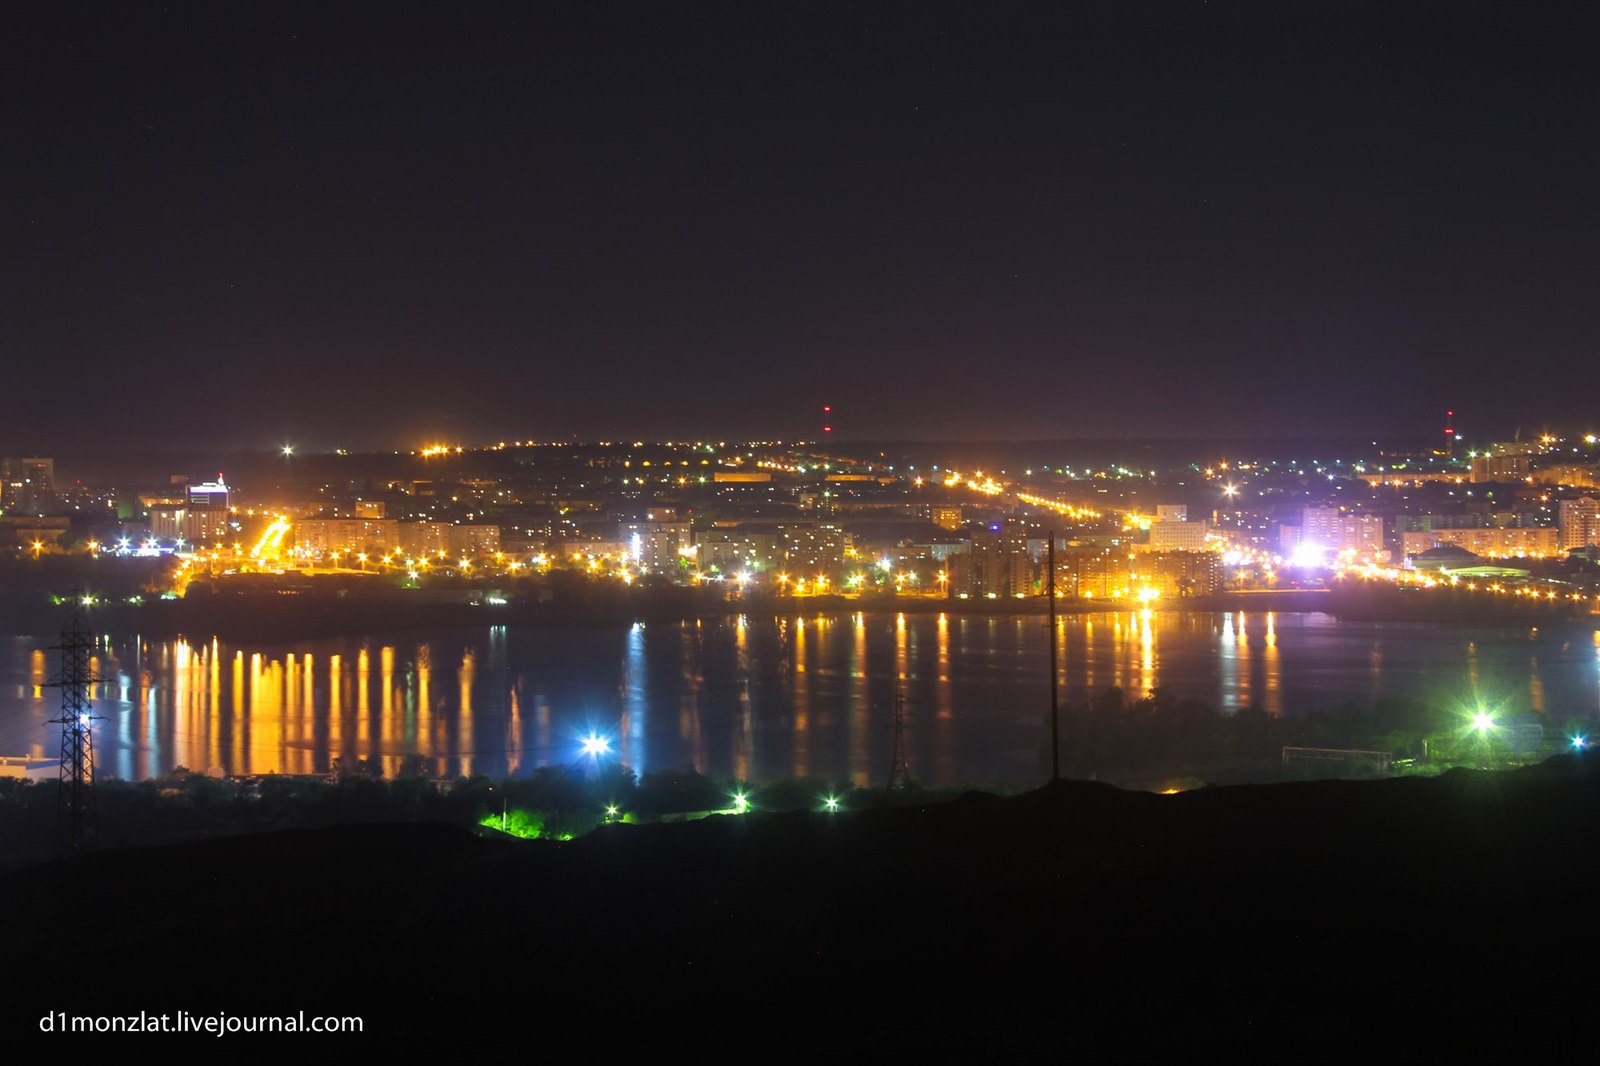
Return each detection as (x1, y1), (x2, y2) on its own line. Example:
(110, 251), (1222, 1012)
(5, 1), (1598, 453)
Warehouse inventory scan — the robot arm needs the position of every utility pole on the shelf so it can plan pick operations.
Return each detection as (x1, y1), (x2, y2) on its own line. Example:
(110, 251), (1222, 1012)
(48, 592), (102, 851)
(1047, 533), (1060, 781)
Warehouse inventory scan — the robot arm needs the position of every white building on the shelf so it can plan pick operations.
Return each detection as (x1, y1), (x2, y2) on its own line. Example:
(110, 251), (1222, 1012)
(1559, 497), (1600, 550)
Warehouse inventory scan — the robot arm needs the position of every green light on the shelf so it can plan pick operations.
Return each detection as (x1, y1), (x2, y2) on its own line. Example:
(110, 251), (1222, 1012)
(732, 792), (748, 814)
(1471, 712), (1496, 736)
(478, 808), (544, 839)
(823, 795), (840, 812)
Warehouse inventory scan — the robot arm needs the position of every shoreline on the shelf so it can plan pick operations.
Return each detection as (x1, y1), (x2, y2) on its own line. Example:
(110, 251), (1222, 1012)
(2, 583), (1588, 643)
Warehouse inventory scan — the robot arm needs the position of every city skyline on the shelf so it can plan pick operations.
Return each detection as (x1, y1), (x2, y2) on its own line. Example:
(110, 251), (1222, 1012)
(6, 2), (1598, 452)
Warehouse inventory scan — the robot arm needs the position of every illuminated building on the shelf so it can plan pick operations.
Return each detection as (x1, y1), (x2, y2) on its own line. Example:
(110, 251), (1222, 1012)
(397, 522), (501, 557)
(1146, 550), (1221, 597)
(186, 478), (230, 510)
(1056, 546), (1131, 599)
(1559, 497), (1600, 549)
(1147, 517), (1210, 552)
(699, 524), (784, 573)
(1470, 453), (1531, 483)
(782, 522), (844, 571)
(1400, 526), (1559, 558)
(1281, 507), (1384, 562)
(953, 517), (1032, 597)
(0, 457), (54, 513)
(618, 520), (692, 570)
(295, 518), (399, 555)
(1531, 464), (1600, 488)
(148, 477), (232, 546)
(446, 524), (500, 556)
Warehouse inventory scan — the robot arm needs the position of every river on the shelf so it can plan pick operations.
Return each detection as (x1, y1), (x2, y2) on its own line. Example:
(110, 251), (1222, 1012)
(4, 610), (1599, 786)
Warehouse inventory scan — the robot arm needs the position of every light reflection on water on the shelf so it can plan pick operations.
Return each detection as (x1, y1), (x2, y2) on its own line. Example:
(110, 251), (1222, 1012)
(3, 611), (1600, 787)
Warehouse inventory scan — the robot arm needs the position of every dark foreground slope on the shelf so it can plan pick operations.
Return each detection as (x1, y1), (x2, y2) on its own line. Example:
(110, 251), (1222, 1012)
(8, 760), (1600, 1050)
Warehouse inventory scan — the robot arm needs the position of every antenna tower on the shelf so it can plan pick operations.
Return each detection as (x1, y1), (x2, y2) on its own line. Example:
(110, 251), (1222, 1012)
(48, 593), (102, 851)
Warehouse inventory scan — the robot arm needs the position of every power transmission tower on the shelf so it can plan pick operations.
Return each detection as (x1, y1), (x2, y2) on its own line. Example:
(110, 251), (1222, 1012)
(888, 691), (912, 789)
(1047, 532), (1060, 781)
(48, 593), (102, 851)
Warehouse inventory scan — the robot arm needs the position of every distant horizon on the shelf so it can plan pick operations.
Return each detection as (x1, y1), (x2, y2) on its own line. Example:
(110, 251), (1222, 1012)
(5, 419), (1591, 460)
(17, 430), (1583, 490)
(13, 428), (1582, 458)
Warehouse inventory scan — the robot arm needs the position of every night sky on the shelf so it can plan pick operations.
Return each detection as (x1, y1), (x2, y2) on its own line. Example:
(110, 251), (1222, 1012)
(6, 1), (1598, 453)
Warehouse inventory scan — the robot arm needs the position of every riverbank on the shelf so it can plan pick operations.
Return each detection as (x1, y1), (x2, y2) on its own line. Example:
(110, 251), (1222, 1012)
(6, 755), (1598, 1050)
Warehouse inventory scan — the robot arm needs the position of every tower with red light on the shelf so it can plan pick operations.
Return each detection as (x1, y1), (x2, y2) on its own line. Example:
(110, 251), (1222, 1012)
(822, 404), (832, 438)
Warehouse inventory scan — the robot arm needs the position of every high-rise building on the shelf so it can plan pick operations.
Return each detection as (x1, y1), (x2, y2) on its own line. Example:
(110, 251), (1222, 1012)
(618, 520), (693, 572)
(1146, 551), (1222, 597)
(1147, 518), (1210, 552)
(1, 457), (54, 513)
(956, 517), (1033, 597)
(698, 524), (784, 574)
(1559, 497), (1600, 550)
(187, 478), (229, 510)
(1057, 546), (1132, 599)
(1294, 507), (1385, 560)
(148, 477), (232, 546)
